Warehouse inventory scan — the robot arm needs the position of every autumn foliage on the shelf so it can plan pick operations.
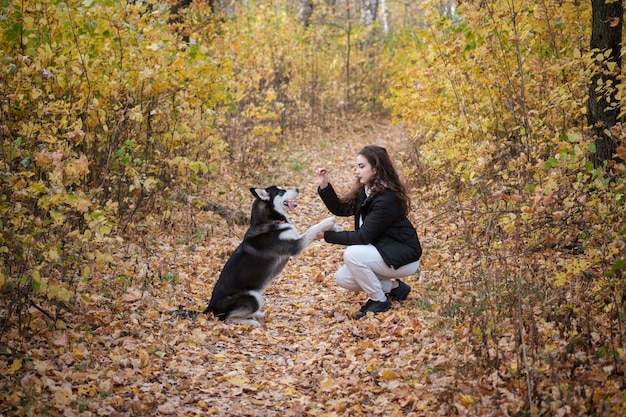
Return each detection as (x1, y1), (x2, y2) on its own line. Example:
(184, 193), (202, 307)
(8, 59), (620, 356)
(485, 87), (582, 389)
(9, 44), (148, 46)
(1, 0), (625, 416)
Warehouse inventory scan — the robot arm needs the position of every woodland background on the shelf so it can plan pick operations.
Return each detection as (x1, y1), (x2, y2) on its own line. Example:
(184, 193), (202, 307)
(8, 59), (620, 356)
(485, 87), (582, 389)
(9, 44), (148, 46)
(1, 0), (625, 415)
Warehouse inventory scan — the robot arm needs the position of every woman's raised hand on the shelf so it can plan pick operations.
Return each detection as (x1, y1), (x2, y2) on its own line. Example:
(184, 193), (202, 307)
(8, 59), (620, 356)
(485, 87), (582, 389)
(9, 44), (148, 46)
(316, 168), (329, 189)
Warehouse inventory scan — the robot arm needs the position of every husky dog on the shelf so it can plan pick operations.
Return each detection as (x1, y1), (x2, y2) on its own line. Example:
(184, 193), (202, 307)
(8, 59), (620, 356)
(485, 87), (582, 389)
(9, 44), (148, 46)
(175, 186), (341, 327)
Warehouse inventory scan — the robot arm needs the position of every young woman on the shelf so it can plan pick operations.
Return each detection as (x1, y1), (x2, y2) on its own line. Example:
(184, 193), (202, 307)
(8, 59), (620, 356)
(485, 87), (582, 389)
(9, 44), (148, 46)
(315, 145), (422, 319)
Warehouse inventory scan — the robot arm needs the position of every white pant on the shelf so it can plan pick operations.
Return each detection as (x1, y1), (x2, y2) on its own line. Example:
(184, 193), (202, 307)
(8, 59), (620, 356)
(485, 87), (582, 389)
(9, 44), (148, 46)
(335, 244), (420, 302)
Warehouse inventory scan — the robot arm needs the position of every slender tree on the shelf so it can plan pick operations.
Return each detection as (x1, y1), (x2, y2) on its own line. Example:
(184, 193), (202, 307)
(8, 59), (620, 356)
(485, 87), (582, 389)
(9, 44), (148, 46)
(380, 0), (389, 34)
(588, 0), (623, 166)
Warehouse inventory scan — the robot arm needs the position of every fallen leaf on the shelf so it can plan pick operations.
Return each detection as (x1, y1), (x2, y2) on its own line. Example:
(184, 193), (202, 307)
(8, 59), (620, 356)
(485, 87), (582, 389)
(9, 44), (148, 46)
(121, 287), (144, 302)
(7, 358), (22, 375)
(379, 368), (401, 380)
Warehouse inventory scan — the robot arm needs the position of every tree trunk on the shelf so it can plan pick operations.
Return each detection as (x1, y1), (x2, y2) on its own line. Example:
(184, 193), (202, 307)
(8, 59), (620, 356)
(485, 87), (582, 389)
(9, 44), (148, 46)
(298, 0), (314, 28)
(380, 0), (389, 34)
(360, 0), (378, 27)
(588, 0), (623, 167)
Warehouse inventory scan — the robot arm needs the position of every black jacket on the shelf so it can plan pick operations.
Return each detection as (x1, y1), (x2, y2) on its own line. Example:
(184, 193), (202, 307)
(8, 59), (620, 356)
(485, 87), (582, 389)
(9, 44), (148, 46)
(318, 184), (422, 269)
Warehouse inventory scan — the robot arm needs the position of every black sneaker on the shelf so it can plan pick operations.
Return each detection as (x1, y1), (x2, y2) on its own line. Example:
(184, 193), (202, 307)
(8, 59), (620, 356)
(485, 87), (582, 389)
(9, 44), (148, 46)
(388, 279), (411, 302)
(355, 298), (392, 319)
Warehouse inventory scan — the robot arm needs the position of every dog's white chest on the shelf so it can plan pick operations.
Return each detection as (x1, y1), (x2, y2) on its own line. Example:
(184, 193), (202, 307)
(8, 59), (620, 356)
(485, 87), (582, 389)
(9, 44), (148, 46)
(278, 224), (300, 240)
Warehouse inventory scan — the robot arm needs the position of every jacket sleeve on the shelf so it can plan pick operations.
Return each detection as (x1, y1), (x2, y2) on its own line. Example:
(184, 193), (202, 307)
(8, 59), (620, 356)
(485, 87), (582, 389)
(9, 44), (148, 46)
(324, 193), (400, 245)
(318, 183), (354, 217)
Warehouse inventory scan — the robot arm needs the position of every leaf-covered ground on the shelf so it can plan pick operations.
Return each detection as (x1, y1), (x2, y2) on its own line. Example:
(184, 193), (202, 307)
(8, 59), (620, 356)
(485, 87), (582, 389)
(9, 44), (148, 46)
(1, 122), (624, 416)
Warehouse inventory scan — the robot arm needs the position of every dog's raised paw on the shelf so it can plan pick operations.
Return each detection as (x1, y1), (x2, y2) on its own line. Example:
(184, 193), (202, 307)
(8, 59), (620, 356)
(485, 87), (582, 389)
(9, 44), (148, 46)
(331, 225), (345, 232)
(319, 216), (336, 230)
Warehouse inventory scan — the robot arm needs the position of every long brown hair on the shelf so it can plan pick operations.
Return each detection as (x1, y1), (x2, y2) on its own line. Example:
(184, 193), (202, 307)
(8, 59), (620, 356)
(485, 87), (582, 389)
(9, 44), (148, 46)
(341, 145), (411, 215)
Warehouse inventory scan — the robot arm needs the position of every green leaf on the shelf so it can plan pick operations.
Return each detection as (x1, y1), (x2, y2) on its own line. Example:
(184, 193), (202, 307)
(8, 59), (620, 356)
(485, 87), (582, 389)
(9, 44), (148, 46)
(606, 258), (626, 277)
(189, 161), (208, 175)
(32, 278), (41, 293)
(544, 157), (559, 168)
(588, 142), (597, 154)
(31, 270), (47, 293)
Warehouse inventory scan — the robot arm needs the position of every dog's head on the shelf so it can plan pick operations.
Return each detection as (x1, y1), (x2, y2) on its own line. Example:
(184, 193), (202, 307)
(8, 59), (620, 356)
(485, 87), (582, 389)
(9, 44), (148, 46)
(250, 186), (299, 220)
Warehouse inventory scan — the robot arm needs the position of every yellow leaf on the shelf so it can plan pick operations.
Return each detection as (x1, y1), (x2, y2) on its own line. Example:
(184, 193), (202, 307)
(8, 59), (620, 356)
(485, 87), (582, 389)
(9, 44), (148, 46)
(379, 368), (401, 380)
(460, 394), (474, 406)
(552, 272), (567, 287)
(77, 384), (97, 396)
(8, 358), (22, 375)
(72, 347), (83, 361)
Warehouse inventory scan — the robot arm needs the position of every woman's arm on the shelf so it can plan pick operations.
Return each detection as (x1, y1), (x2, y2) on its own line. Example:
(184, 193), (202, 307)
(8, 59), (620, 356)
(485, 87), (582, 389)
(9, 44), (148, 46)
(324, 193), (400, 245)
(318, 183), (354, 217)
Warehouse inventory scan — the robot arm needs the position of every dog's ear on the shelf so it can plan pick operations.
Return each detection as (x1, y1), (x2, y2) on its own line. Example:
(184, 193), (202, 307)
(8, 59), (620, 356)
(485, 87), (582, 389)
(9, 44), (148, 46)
(250, 188), (270, 201)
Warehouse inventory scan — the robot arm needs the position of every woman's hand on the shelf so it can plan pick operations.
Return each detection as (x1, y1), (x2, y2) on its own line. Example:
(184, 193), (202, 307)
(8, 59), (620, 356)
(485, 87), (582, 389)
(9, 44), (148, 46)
(316, 168), (329, 189)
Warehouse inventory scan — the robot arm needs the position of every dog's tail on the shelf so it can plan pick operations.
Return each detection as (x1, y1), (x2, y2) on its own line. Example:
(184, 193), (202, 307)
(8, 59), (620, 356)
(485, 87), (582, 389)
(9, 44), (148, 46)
(169, 308), (204, 319)
(168, 304), (220, 320)
(168, 307), (211, 319)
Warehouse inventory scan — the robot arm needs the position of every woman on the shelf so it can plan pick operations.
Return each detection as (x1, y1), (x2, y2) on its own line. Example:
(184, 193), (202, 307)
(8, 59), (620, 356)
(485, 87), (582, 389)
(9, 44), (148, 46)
(315, 145), (422, 319)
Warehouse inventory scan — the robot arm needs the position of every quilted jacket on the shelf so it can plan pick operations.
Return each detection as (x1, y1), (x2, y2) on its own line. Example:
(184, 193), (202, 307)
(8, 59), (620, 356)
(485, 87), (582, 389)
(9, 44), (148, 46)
(318, 183), (422, 269)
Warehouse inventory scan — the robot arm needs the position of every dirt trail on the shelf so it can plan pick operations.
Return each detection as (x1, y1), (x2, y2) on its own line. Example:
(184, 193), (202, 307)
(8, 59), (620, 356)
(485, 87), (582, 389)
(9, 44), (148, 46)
(4, 122), (464, 416)
(136, 123), (451, 416)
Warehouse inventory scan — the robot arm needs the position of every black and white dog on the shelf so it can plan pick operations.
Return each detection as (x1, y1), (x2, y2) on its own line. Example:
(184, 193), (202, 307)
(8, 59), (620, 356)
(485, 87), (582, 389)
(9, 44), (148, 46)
(175, 186), (340, 327)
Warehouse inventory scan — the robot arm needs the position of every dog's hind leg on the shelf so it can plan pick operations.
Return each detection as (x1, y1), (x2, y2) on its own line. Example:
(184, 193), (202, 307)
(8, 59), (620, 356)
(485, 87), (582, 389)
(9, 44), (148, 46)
(225, 291), (264, 327)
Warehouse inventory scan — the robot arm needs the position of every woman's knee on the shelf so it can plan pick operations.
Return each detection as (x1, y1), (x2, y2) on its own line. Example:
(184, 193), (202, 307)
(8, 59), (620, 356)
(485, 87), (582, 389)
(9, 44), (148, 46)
(335, 266), (359, 291)
(343, 245), (367, 266)
(335, 265), (349, 285)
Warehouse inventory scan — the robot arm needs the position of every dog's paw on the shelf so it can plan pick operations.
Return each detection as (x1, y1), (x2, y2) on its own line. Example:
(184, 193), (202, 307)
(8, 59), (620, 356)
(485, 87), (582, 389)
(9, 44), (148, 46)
(230, 318), (262, 328)
(318, 216), (336, 230)
(330, 225), (345, 232)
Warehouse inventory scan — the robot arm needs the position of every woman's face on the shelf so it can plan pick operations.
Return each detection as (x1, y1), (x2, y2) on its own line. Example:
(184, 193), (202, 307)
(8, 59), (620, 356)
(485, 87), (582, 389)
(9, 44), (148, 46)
(355, 154), (376, 186)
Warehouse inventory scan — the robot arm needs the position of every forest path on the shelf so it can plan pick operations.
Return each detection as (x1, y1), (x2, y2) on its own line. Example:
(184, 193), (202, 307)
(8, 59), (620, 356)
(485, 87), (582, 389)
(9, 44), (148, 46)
(133, 121), (458, 416)
(7, 121), (470, 417)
